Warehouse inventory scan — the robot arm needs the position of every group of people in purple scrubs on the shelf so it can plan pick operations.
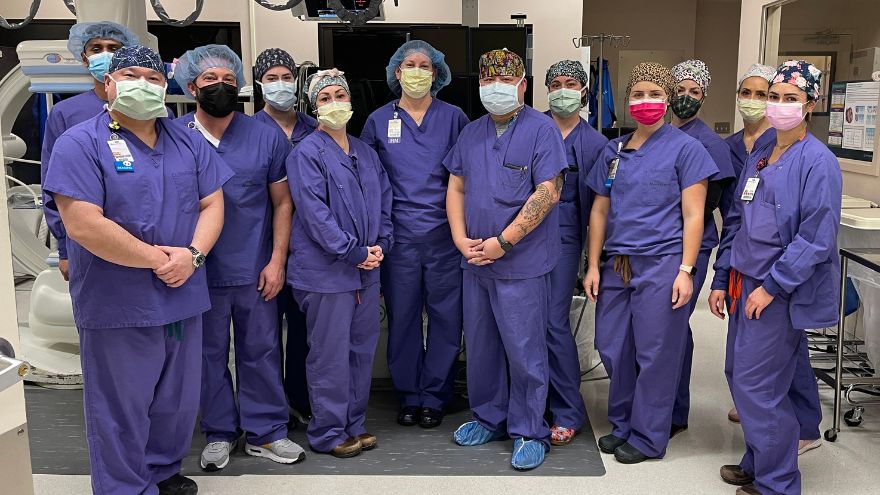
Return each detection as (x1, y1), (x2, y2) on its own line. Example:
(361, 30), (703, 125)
(39, 18), (839, 495)
(584, 58), (840, 495)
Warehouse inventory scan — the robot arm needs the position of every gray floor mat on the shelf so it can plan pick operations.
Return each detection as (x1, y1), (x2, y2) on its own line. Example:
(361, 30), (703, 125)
(26, 386), (604, 476)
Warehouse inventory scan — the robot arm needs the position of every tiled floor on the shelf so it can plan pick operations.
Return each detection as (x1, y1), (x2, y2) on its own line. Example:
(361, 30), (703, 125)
(27, 280), (880, 494)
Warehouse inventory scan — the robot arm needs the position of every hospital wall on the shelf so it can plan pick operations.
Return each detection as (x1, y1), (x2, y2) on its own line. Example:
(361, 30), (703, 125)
(777, 0), (880, 203)
(581, 0), (741, 135)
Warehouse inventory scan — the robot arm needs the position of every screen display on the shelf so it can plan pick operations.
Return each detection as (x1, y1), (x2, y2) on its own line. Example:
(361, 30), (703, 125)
(305, 0), (374, 18)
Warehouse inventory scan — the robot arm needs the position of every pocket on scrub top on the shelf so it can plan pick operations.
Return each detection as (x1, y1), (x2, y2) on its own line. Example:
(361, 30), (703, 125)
(172, 170), (199, 214)
(494, 163), (531, 207)
(748, 200), (781, 246)
(636, 169), (678, 207)
(499, 163), (529, 188)
(230, 171), (265, 208)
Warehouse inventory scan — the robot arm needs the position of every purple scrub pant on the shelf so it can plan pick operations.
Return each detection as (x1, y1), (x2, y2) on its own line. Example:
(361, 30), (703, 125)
(672, 249), (712, 426)
(546, 214), (587, 430)
(674, 253), (823, 437)
(725, 326), (822, 440)
(462, 271), (551, 445)
(727, 275), (802, 495)
(200, 284), (289, 445)
(80, 317), (201, 495)
(380, 239), (463, 410)
(278, 285), (311, 414)
(293, 284), (381, 452)
(595, 254), (689, 458)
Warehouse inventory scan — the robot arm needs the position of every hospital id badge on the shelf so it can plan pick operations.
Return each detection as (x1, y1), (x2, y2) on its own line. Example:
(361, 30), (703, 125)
(387, 118), (401, 144)
(108, 139), (134, 172)
(604, 158), (619, 188)
(741, 177), (760, 202)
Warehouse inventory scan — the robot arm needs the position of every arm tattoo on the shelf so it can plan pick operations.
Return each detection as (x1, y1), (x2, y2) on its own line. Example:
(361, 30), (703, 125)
(508, 173), (562, 242)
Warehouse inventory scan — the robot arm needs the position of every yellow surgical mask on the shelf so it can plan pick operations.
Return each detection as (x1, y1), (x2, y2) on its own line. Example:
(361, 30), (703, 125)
(400, 67), (433, 98)
(317, 100), (353, 130)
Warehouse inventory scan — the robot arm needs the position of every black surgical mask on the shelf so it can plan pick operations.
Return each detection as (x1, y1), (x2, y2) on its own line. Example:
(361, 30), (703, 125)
(671, 94), (703, 119)
(196, 82), (238, 117)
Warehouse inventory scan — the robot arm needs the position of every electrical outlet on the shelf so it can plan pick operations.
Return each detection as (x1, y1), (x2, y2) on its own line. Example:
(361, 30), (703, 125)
(715, 122), (731, 134)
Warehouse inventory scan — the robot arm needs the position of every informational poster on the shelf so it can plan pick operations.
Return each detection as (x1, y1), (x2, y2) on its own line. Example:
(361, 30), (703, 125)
(829, 80), (878, 162)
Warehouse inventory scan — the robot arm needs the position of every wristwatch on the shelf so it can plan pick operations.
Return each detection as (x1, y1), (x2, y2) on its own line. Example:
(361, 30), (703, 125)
(679, 264), (696, 277)
(497, 233), (514, 253)
(188, 245), (206, 268)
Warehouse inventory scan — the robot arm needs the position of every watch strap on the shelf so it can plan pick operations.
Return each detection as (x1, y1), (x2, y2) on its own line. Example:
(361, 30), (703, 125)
(497, 233), (514, 252)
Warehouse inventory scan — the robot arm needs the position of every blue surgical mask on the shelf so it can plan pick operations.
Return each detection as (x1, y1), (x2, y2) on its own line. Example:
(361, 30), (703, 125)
(87, 52), (113, 82)
(479, 77), (524, 115)
(260, 80), (298, 111)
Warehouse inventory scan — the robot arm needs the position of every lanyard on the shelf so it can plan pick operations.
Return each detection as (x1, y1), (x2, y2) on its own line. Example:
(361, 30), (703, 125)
(604, 141), (623, 188)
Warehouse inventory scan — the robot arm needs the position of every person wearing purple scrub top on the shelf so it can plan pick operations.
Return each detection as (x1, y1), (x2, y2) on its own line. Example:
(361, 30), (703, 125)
(709, 61), (840, 495)
(288, 69), (393, 459)
(723, 64), (824, 459)
(584, 62), (716, 465)
(542, 59), (607, 446)
(41, 21), (139, 281)
(172, 45), (305, 471)
(43, 46), (230, 495)
(360, 40), (468, 429)
(445, 49), (566, 471)
(668, 60), (737, 436)
(251, 47), (319, 426)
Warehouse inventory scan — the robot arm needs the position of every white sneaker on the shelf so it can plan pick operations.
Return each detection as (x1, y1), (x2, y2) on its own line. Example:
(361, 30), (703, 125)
(798, 438), (822, 456)
(200, 441), (232, 471)
(245, 438), (306, 464)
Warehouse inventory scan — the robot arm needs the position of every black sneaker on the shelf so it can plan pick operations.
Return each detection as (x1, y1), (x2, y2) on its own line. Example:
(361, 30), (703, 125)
(157, 473), (198, 495)
(597, 433), (627, 454)
(613, 442), (652, 464)
(419, 407), (444, 428)
(397, 406), (420, 426)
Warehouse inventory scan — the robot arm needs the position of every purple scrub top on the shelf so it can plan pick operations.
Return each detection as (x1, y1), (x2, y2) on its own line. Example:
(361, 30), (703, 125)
(586, 124), (717, 257)
(361, 99), (469, 243)
(714, 133), (842, 329)
(678, 118), (737, 251)
(253, 109), (318, 148)
(286, 131), (394, 293)
(177, 112), (290, 287)
(443, 105), (567, 280)
(41, 90), (106, 258)
(43, 112), (232, 329)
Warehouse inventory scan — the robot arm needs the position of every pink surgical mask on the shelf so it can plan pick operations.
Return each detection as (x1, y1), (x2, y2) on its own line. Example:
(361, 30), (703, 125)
(629, 98), (667, 125)
(765, 101), (805, 131)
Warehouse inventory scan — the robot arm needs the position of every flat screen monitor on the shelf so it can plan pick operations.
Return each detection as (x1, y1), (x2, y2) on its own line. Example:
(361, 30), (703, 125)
(302, 0), (386, 21)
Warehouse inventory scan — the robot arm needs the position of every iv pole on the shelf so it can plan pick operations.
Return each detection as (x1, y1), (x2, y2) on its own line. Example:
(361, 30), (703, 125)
(573, 33), (630, 130)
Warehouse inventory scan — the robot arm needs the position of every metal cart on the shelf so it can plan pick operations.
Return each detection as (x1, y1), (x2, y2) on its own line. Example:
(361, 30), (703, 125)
(813, 248), (880, 442)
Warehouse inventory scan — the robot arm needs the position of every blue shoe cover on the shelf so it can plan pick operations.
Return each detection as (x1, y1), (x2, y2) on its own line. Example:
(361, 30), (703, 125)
(511, 438), (547, 470)
(453, 421), (504, 446)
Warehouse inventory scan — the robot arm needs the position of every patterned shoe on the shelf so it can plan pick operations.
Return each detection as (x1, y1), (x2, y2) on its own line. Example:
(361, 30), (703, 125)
(550, 425), (577, 446)
(452, 421), (505, 446)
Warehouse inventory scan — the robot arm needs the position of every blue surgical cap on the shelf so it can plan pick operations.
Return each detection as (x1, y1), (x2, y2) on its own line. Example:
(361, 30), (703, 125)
(386, 40), (451, 97)
(172, 44), (246, 99)
(67, 21), (139, 58)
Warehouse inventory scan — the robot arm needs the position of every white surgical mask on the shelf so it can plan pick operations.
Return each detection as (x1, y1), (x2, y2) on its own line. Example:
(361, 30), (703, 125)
(479, 77), (524, 115)
(260, 80), (298, 111)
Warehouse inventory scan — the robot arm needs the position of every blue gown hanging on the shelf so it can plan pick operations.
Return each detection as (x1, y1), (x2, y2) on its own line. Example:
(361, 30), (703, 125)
(588, 57), (616, 129)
